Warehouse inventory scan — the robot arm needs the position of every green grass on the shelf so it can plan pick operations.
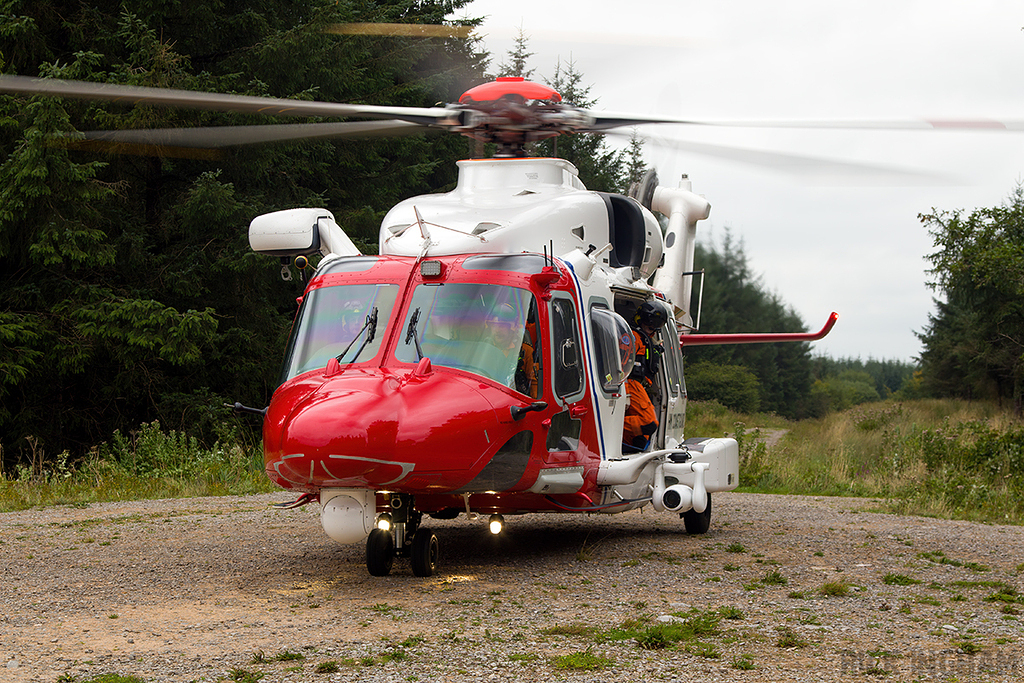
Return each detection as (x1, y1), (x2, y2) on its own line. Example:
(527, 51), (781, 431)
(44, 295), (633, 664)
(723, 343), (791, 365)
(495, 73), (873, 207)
(551, 649), (615, 671)
(820, 580), (851, 597)
(7, 398), (1024, 526)
(883, 573), (922, 586)
(731, 654), (756, 670)
(0, 421), (275, 512)
(687, 398), (1024, 525)
(775, 626), (809, 648)
(274, 649), (304, 661)
(543, 609), (724, 652)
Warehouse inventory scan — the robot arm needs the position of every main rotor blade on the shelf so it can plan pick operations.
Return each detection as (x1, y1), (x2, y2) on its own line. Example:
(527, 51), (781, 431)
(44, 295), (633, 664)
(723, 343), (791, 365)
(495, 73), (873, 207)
(581, 111), (708, 131)
(584, 109), (1024, 133)
(609, 131), (952, 185)
(81, 120), (427, 148)
(61, 120), (431, 158)
(325, 23), (474, 38)
(703, 118), (1024, 131)
(0, 75), (454, 126)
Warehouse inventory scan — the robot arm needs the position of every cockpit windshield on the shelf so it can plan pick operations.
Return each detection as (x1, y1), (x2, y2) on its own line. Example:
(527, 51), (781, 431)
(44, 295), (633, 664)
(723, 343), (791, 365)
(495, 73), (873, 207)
(396, 283), (540, 396)
(279, 283), (399, 382)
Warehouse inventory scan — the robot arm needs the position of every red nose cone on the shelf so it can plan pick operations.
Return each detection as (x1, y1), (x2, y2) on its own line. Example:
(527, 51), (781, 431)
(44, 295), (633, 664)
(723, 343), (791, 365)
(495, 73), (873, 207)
(265, 369), (507, 492)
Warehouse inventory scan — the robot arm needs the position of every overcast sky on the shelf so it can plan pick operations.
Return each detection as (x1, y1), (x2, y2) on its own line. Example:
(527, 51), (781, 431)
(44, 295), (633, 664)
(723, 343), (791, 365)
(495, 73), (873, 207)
(461, 0), (1024, 362)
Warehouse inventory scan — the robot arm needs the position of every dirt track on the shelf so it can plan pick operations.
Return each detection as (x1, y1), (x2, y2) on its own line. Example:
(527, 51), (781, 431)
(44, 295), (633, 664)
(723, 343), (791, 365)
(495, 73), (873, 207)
(2, 491), (1022, 682)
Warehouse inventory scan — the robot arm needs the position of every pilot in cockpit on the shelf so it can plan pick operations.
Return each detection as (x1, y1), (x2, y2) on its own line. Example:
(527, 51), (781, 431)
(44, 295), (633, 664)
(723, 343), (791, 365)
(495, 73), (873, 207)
(486, 303), (537, 397)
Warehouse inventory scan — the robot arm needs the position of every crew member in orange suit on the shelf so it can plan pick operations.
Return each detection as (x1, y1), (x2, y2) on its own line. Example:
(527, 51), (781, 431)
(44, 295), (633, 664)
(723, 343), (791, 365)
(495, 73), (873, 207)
(623, 302), (667, 450)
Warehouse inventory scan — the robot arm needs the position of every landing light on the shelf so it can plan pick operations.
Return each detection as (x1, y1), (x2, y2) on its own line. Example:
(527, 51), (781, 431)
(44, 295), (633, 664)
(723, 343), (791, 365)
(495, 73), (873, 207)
(488, 514), (504, 535)
(376, 514), (392, 532)
(420, 260), (442, 277)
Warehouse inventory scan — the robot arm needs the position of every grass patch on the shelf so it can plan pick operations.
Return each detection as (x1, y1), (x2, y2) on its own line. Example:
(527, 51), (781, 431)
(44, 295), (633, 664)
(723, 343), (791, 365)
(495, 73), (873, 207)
(551, 649), (614, 671)
(0, 421), (274, 512)
(984, 586), (1024, 604)
(761, 570), (788, 586)
(274, 649), (304, 662)
(731, 654), (756, 670)
(955, 640), (983, 654)
(686, 641), (721, 658)
(775, 626), (809, 648)
(720, 399), (1024, 525)
(883, 573), (921, 586)
(9, 399), (1023, 526)
(718, 606), (744, 620)
(598, 609), (721, 650)
(820, 580), (850, 597)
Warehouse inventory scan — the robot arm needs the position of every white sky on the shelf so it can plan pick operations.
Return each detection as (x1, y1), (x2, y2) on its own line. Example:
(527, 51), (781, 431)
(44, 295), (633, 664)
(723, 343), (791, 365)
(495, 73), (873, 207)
(462, 0), (1024, 362)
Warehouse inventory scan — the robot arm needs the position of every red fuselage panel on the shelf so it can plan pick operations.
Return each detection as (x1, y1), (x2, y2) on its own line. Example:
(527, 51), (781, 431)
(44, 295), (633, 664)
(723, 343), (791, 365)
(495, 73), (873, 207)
(264, 367), (527, 492)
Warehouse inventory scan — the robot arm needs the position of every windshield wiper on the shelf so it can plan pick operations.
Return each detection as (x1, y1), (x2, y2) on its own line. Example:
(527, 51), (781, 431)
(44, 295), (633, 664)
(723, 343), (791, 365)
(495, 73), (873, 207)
(405, 307), (424, 361)
(335, 307), (378, 365)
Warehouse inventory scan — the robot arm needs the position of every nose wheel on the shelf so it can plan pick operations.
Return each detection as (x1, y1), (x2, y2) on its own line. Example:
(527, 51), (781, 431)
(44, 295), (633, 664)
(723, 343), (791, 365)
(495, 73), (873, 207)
(410, 529), (439, 577)
(365, 494), (440, 577)
(366, 527), (395, 576)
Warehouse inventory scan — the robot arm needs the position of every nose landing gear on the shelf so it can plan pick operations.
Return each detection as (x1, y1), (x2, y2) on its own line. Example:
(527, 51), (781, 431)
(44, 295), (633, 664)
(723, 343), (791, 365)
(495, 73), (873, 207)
(366, 494), (439, 577)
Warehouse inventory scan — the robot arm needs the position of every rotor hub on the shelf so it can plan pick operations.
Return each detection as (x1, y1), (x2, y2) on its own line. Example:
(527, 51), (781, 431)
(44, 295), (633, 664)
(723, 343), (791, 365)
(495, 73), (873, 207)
(454, 77), (588, 156)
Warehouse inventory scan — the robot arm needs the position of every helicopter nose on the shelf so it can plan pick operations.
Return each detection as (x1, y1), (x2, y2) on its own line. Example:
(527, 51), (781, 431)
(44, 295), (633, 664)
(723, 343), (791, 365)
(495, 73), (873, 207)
(266, 370), (504, 490)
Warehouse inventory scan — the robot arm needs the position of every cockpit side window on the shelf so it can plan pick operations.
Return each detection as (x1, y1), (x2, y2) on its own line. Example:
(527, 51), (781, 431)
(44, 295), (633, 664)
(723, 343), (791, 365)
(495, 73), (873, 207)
(396, 283), (542, 396)
(662, 319), (684, 397)
(279, 283), (399, 382)
(550, 296), (583, 399)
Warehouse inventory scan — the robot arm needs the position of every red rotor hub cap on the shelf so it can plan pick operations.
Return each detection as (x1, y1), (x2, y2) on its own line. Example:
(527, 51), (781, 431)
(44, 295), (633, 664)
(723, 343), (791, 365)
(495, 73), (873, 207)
(459, 77), (562, 104)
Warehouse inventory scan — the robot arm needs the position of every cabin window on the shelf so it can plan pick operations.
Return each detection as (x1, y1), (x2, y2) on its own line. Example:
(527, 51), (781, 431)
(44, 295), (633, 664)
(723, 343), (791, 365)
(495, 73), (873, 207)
(589, 307), (635, 394)
(662, 320), (684, 397)
(279, 283), (400, 382)
(396, 283), (542, 396)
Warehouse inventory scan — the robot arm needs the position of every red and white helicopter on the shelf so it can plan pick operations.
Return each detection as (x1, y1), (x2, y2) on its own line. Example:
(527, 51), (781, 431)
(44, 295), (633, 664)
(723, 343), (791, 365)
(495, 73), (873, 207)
(2, 73), (841, 576)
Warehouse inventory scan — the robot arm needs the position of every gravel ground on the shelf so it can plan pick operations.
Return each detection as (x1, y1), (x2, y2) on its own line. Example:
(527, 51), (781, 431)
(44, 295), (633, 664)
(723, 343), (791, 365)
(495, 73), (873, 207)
(1, 491), (1022, 682)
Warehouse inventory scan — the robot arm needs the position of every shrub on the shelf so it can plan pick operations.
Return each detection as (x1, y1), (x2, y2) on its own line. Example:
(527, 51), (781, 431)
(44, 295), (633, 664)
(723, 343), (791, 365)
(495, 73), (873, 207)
(685, 362), (761, 414)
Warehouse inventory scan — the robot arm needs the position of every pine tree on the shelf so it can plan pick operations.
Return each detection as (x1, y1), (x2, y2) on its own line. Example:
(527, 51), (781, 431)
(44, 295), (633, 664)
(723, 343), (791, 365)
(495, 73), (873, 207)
(917, 186), (1024, 413)
(625, 129), (647, 189)
(496, 25), (535, 79)
(0, 0), (487, 463)
(533, 57), (627, 192)
(682, 234), (813, 418)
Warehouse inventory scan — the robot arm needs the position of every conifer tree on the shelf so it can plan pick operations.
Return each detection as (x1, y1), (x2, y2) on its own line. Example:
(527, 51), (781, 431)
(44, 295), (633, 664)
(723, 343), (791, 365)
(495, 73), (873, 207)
(0, 0), (487, 463)
(496, 25), (535, 79)
(917, 186), (1024, 413)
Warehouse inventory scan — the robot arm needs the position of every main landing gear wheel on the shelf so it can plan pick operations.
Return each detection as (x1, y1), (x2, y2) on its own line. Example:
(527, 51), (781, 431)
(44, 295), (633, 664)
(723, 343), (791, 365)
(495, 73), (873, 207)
(366, 528), (395, 576)
(681, 492), (712, 535)
(411, 529), (439, 577)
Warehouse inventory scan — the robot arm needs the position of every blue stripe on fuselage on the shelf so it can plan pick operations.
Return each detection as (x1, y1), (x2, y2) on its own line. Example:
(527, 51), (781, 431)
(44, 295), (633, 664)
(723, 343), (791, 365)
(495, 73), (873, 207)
(558, 259), (607, 461)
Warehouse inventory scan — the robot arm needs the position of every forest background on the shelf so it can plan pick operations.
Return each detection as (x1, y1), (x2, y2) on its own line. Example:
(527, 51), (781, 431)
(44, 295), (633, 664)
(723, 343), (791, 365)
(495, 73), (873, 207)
(0, 0), (1019, 474)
